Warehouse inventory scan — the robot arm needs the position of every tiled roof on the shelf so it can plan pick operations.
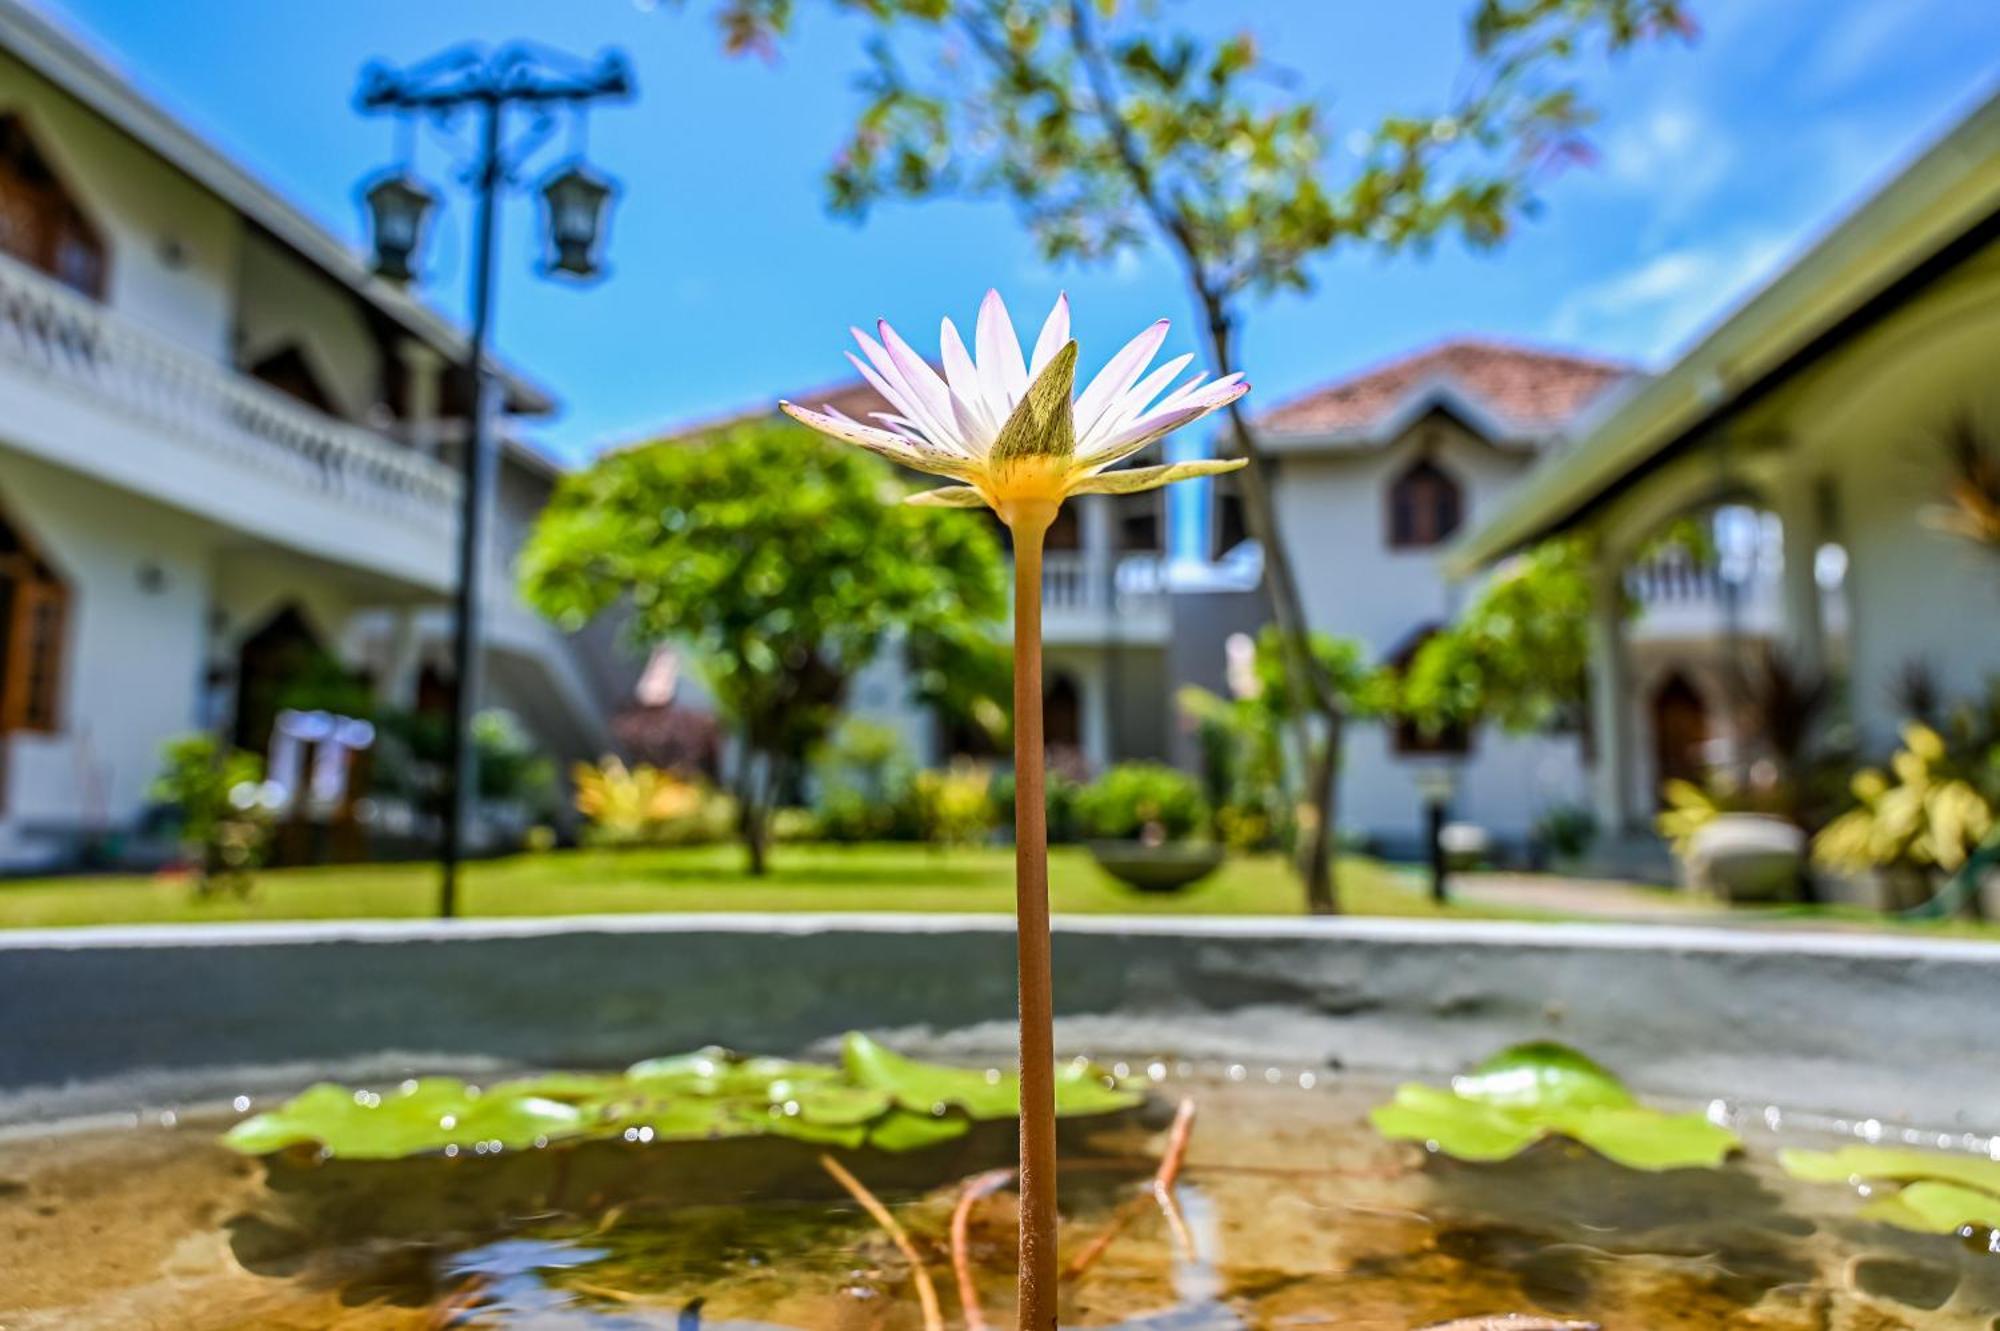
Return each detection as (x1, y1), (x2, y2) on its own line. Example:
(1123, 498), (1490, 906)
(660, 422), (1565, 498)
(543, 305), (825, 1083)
(1256, 338), (1632, 441)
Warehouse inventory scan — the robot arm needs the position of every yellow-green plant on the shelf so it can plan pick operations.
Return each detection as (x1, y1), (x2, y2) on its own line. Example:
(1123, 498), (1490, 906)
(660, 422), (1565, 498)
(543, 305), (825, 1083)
(1813, 725), (1995, 874)
(152, 733), (272, 898)
(912, 760), (995, 850)
(571, 757), (713, 846)
(1656, 777), (1723, 860)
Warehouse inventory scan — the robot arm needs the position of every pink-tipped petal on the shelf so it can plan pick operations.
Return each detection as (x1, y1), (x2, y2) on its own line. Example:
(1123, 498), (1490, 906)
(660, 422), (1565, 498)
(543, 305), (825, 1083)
(781, 401), (975, 481)
(1083, 352), (1194, 451)
(1028, 292), (1071, 379)
(1074, 319), (1170, 446)
(877, 319), (965, 451)
(1075, 378), (1250, 470)
(974, 289), (1029, 413)
(938, 317), (998, 447)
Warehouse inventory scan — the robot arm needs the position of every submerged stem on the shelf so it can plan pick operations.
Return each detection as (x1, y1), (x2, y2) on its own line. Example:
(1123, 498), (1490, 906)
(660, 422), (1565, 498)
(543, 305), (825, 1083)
(818, 1155), (944, 1331)
(1007, 502), (1059, 1331)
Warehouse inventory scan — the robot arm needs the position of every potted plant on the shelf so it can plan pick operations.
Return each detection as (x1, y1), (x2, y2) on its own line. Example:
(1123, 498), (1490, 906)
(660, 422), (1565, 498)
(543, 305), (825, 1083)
(1077, 761), (1223, 892)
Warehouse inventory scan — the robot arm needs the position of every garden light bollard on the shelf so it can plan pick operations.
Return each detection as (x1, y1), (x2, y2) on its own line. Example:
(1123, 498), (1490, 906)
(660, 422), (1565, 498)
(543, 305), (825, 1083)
(783, 289), (1247, 1329)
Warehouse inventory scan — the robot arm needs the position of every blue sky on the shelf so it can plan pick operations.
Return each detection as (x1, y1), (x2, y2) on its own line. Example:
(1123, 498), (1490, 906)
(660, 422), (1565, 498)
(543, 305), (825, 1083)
(37, 0), (2000, 461)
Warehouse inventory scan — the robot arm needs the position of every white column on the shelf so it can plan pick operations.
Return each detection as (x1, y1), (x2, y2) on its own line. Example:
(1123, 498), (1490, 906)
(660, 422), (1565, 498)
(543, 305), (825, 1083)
(398, 339), (447, 458)
(1588, 552), (1637, 837)
(1079, 494), (1116, 614)
(377, 608), (425, 711)
(1079, 654), (1114, 774)
(1772, 466), (1826, 676)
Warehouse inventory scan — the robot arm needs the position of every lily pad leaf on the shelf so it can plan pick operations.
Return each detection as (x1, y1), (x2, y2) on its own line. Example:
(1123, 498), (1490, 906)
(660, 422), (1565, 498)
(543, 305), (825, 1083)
(222, 1079), (584, 1160)
(1450, 1042), (1635, 1113)
(1779, 1145), (2000, 1235)
(226, 1033), (1140, 1162)
(867, 1108), (974, 1153)
(1369, 1043), (1740, 1172)
(842, 1032), (1143, 1119)
(1777, 1146), (2000, 1195)
(1859, 1180), (2000, 1234)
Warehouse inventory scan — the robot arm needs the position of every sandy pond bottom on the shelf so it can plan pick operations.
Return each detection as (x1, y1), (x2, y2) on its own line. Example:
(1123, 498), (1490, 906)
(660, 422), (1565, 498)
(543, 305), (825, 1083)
(1, 1067), (1996, 1330)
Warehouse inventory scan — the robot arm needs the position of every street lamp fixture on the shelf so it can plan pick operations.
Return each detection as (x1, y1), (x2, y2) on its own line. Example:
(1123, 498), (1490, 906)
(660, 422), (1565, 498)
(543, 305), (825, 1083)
(538, 161), (616, 280)
(361, 171), (436, 283)
(355, 44), (633, 918)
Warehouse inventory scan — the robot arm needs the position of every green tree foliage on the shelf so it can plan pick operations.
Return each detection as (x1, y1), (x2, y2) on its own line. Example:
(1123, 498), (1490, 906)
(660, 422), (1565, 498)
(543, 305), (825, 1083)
(674, 0), (1692, 913)
(151, 733), (271, 897)
(1403, 536), (1596, 739)
(1179, 626), (1393, 852)
(520, 422), (1008, 872)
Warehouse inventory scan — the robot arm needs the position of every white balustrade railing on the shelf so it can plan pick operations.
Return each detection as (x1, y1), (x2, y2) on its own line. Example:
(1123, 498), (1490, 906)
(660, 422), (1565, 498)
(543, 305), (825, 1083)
(1038, 551), (1166, 615)
(0, 249), (458, 526)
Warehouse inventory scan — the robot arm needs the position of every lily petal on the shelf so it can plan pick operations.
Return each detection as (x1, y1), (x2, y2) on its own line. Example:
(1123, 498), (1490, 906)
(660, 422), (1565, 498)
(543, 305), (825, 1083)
(991, 342), (1079, 465)
(938, 317), (998, 447)
(1028, 292), (1071, 379)
(877, 320), (966, 452)
(1084, 352), (1195, 451)
(1076, 378), (1249, 471)
(1065, 457), (1247, 496)
(780, 401), (975, 481)
(904, 485), (991, 508)
(1073, 319), (1170, 447)
(975, 289), (1029, 415)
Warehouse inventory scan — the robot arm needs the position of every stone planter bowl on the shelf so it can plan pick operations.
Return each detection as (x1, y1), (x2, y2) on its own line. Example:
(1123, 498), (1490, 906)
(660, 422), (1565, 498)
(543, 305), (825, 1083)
(1086, 840), (1225, 893)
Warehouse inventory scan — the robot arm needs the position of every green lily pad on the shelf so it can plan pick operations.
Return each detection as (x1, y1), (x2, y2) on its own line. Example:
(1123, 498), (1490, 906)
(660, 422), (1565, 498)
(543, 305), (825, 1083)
(225, 1034), (1143, 1163)
(1778, 1146), (2000, 1234)
(1861, 1180), (2000, 1234)
(222, 1079), (586, 1160)
(841, 1032), (1143, 1119)
(1369, 1043), (1740, 1172)
(1777, 1146), (2000, 1194)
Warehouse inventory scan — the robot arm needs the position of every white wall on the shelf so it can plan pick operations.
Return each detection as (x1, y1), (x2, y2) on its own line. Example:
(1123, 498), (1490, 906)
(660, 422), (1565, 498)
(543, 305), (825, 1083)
(235, 229), (386, 422)
(0, 453), (211, 864)
(0, 49), (239, 359)
(1268, 414), (1588, 844)
(1784, 250), (2000, 749)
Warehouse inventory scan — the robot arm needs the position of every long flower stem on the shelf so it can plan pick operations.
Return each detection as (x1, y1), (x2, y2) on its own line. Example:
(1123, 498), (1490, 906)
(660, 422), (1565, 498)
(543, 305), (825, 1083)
(1008, 504), (1059, 1331)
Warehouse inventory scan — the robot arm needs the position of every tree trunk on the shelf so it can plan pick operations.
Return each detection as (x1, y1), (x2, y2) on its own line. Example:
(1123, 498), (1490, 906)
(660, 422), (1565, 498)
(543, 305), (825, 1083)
(736, 745), (769, 877)
(1193, 295), (1343, 914)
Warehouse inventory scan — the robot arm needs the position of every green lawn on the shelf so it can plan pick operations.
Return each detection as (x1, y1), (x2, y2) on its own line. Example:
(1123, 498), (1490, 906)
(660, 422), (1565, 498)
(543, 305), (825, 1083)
(0, 844), (1490, 930)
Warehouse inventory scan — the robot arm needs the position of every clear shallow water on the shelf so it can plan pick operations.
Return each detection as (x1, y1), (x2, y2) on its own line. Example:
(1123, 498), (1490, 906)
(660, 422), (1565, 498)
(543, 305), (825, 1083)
(1, 1066), (1996, 1329)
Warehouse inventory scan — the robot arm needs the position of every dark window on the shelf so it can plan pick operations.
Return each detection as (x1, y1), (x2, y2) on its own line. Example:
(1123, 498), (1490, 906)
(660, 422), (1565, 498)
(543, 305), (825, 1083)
(1210, 474), (1248, 559)
(0, 115), (107, 299)
(1116, 495), (1161, 554)
(1387, 457), (1463, 549)
(0, 505), (69, 735)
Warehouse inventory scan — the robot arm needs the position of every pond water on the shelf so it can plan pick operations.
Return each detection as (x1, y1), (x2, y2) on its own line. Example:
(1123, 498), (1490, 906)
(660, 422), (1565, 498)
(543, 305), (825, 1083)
(1, 1062), (1996, 1329)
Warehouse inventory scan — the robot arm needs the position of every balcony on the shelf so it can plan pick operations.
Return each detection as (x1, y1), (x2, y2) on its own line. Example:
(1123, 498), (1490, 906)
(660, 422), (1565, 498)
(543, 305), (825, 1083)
(1036, 550), (1170, 646)
(0, 249), (459, 591)
(1625, 547), (1786, 643)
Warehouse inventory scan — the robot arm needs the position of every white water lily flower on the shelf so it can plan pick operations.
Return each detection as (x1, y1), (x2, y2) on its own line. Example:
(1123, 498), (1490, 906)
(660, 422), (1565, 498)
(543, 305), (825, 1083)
(780, 290), (1248, 526)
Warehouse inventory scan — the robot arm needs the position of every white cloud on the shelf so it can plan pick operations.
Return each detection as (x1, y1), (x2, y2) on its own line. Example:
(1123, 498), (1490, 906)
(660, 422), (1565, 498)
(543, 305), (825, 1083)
(1598, 101), (1734, 234)
(1549, 231), (1793, 363)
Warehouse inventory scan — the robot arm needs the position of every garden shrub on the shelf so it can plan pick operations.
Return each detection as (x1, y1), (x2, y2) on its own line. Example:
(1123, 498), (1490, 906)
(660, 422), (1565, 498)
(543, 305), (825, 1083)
(1075, 762), (1209, 843)
(151, 733), (273, 897)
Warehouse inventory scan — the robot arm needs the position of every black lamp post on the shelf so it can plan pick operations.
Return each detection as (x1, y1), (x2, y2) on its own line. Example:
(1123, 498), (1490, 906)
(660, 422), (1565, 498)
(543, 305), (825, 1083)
(356, 44), (632, 918)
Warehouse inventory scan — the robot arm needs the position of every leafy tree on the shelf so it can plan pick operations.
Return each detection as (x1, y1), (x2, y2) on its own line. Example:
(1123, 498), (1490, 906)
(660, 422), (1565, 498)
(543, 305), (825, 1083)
(1403, 536), (1596, 742)
(520, 421), (1008, 872)
(678, 0), (1692, 911)
(1180, 626), (1393, 855)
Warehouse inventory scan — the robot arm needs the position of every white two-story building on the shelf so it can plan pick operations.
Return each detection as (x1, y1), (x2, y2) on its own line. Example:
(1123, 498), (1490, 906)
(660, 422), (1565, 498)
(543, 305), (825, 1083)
(0, 0), (621, 868)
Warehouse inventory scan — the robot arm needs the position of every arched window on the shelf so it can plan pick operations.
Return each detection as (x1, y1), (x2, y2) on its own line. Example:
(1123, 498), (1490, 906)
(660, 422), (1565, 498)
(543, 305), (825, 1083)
(0, 502), (69, 735)
(1387, 457), (1463, 549)
(0, 116), (107, 299)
